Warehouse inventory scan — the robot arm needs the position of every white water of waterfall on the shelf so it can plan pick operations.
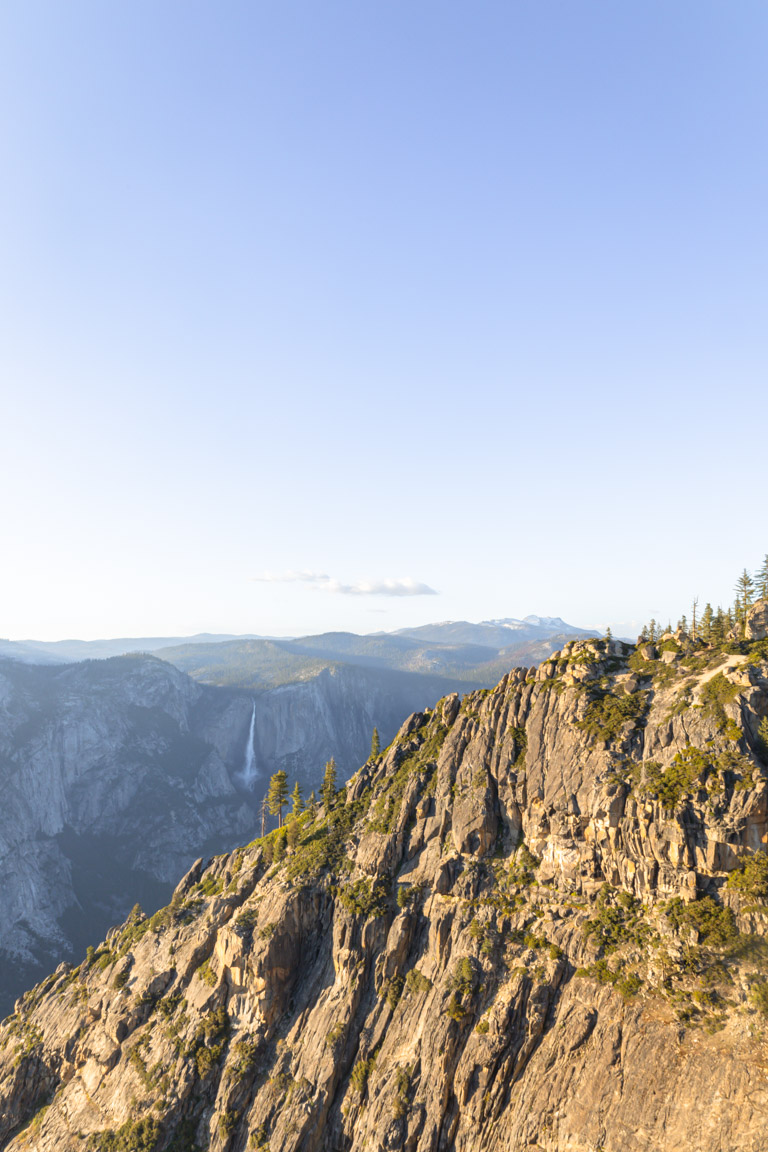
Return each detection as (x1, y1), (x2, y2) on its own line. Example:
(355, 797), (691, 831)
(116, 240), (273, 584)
(242, 702), (257, 787)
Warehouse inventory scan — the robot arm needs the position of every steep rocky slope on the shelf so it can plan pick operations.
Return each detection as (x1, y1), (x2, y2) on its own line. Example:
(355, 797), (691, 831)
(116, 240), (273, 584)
(0, 652), (489, 1016)
(2, 620), (768, 1151)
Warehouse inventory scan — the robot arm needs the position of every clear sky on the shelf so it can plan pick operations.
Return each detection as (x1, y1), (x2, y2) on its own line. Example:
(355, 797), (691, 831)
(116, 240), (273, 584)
(2, 1), (766, 641)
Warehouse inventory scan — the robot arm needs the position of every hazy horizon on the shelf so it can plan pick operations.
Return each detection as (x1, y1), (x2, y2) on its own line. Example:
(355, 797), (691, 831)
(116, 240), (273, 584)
(2, 611), (640, 647)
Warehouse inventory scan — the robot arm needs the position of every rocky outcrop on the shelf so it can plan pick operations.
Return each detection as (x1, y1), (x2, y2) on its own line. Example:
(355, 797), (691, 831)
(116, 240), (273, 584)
(1, 636), (768, 1151)
(746, 597), (768, 640)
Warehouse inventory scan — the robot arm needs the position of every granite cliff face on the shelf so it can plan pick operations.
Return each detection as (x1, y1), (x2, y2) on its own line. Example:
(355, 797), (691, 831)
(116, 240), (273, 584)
(2, 622), (768, 1151)
(0, 655), (256, 1014)
(0, 653), (487, 1016)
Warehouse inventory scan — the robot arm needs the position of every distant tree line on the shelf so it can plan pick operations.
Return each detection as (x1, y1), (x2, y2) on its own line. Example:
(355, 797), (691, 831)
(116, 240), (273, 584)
(255, 754), (341, 859)
(639, 554), (768, 644)
(254, 723), (386, 860)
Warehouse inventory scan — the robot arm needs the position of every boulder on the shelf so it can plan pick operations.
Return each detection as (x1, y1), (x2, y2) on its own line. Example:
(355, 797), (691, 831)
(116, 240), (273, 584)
(746, 598), (768, 641)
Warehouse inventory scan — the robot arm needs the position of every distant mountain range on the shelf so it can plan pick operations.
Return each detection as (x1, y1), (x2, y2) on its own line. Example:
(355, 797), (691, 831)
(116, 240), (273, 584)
(0, 615), (599, 672)
(134, 616), (602, 690)
(0, 632), (261, 665)
(393, 615), (582, 646)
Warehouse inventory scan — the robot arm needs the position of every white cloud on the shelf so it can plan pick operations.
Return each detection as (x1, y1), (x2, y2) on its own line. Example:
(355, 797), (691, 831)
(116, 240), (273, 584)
(253, 571), (438, 597)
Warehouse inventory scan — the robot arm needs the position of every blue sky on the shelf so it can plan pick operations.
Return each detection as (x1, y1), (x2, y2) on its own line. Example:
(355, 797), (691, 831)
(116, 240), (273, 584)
(2, 2), (766, 641)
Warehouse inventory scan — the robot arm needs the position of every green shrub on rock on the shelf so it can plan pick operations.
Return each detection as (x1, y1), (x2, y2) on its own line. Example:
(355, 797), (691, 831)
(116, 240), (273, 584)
(405, 967), (432, 995)
(583, 885), (647, 952)
(86, 1118), (160, 1152)
(699, 674), (741, 731)
(446, 992), (466, 1021)
(383, 975), (404, 1011)
(450, 957), (477, 996)
(665, 897), (737, 946)
(351, 1055), (375, 1094)
(616, 972), (642, 1001)
(758, 715), (768, 760)
(337, 877), (389, 918)
(750, 979), (768, 1015)
(727, 853), (768, 900)
(641, 750), (706, 808)
(392, 1066), (411, 1119)
(575, 689), (648, 744)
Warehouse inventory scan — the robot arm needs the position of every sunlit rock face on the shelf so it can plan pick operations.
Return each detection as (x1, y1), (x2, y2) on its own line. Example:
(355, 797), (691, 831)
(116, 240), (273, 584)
(2, 636), (768, 1151)
(746, 597), (768, 641)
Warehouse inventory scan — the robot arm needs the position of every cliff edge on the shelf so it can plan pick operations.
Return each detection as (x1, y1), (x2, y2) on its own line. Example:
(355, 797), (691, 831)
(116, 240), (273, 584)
(2, 618), (768, 1152)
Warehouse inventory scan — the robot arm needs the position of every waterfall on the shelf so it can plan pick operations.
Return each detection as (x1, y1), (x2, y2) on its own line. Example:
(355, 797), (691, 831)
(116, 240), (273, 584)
(242, 701), (257, 787)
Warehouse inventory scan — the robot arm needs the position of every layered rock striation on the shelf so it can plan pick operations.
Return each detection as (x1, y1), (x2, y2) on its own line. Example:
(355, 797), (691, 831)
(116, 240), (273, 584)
(2, 626), (768, 1151)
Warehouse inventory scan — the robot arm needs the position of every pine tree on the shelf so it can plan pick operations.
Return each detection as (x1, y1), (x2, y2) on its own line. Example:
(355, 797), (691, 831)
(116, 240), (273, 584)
(273, 827), (287, 863)
(756, 555), (768, 600)
(605, 626), (613, 642)
(267, 770), (289, 828)
(758, 715), (768, 759)
(259, 793), (268, 838)
(700, 603), (714, 643)
(370, 727), (381, 759)
(287, 819), (300, 850)
(735, 569), (755, 635)
(712, 607), (726, 644)
(322, 757), (338, 812)
(290, 781), (304, 817)
(691, 597), (699, 641)
(307, 791), (317, 820)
